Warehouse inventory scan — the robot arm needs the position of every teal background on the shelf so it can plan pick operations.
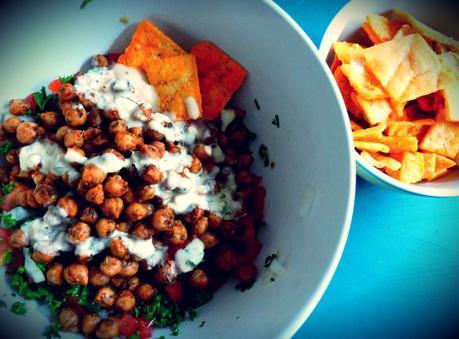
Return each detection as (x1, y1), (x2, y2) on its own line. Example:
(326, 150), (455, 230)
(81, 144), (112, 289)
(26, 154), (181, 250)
(275, 1), (459, 338)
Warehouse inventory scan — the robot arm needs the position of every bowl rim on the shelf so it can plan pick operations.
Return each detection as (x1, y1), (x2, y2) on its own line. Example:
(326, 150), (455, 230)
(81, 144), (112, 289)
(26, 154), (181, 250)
(318, 0), (459, 198)
(267, 1), (356, 337)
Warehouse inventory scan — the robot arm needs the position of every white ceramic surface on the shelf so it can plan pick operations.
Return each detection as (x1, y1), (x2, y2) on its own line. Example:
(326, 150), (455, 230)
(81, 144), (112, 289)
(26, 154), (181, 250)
(0, 0), (355, 338)
(319, 0), (459, 197)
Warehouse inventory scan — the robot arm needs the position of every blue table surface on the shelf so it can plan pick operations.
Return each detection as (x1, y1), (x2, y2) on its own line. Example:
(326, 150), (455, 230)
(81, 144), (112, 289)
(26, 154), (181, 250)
(274, 1), (459, 338)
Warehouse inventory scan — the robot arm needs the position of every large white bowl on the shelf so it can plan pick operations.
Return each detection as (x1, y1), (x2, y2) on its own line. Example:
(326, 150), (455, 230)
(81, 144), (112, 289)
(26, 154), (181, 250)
(0, 0), (355, 338)
(319, 0), (459, 197)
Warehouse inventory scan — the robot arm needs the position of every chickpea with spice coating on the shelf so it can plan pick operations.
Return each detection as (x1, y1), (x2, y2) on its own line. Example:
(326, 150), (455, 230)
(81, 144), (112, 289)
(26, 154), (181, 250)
(5, 149), (18, 165)
(58, 83), (77, 101)
(58, 307), (80, 332)
(80, 206), (99, 224)
(93, 54), (108, 67)
(190, 268), (209, 289)
(121, 187), (135, 204)
(89, 266), (110, 286)
(57, 196), (78, 217)
(110, 237), (130, 260)
(104, 175), (128, 198)
(85, 184), (105, 205)
(82, 313), (101, 336)
(55, 125), (71, 142)
(32, 250), (54, 263)
(3, 116), (22, 134)
(108, 119), (127, 135)
(142, 165), (163, 184)
(95, 218), (116, 238)
(95, 287), (116, 307)
(189, 156), (202, 173)
(127, 276), (140, 291)
(64, 129), (84, 148)
(100, 256), (122, 277)
(125, 202), (152, 221)
(114, 131), (140, 152)
(163, 220), (188, 245)
(199, 231), (219, 249)
(101, 197), (124, 219)
(88, 108), (104, 128)
(9, 99), (31, 116)
(9, 229), (29, 248)
(96, 317), (119, 339)
(46, 263), (64, 286)
(16, 121), (40, 144)
(64, 263), (89, 285)
(81, 164), (106, 187)
(26, 189), (41, 209)
(152, 208), (175, 231)
(115, 290), (136, 312)
(136, 283), (157, 301)
(67, 221), (91, 244)
(61, 101), (87, 127)
(154, 260), (177, 285)
(131, 222), (153, 240)
(33, 183), (58, 206)
(136, 184), (155, 202)
(40, 111), (61, 130)
(120, 261), (139, 277)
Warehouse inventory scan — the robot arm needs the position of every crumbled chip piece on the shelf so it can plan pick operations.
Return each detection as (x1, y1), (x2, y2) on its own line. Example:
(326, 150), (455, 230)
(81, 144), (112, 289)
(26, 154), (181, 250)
(420, 121), (459, 158)
(399, 152), (425, 183)
(354, 141), (390, 153)
(362, 14), (402, 44)
(386, 119), (435, 137)
(353, 124), (386, 141)
(360, 151), (402, 171)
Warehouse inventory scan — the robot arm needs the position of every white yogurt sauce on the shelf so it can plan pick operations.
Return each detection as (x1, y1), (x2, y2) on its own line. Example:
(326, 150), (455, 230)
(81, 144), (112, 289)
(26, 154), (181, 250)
(64, 148), (88, 164)
(23, 248), (45, 283)
(184, 96), (200, 120)
(86, 153), (128, 173)
(174, 238), (205, 273)
(74, 63), (158, 128)
(220, 108), (236, 131)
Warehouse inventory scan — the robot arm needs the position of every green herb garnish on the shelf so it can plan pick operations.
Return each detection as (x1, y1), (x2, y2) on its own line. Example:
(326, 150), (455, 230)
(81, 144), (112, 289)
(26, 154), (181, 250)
(43, 322), (61, 339)
(1, 214), (17, 230)
(58, 75), (73, 84)
(120, 15), (129, 25)
(258, 144), (270, 167)
(0, 140), (14, 155)
(10, 301), (27, 315)
(264, 253), (278, 268)
(80, 0), (93, 9)
(271, 114), (280, 128)
(1, 182), (15, 195)
(3, 250), (13, 265)
(129, 332), (141, 339)
(32, 87), (57, 112)
(158, 336), (166, 339)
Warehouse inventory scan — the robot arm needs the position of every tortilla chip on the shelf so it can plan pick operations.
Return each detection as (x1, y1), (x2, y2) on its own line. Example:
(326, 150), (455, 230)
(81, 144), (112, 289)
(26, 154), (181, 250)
(118, 19), (186, 69)
(334, 67), (363, 119)
(422, 153), (437, 180)
(393, 24), (414, 40)
(399, 152), (425, 183)
(362, 34), (440, 103)
(352, 124), (386, 141)
(392, 8), (459, 53)
(441, 82), (459, 122)
(386, 119), (435, 137)
(333, 41), (364, 64)
(144, 54), (202, 120)
(385, 168), (401, 180)
(378, 136), (418, 153)
(350, 120), (363, 131)
(355, 141), (390, 153)
(420, 121), (459, 158)
(362, 14), (401, 44)
(361, 151), (402, 171)
(354, 94), (392, 125)
(341, 60), (387, 100)
(428, 154), (456, 180)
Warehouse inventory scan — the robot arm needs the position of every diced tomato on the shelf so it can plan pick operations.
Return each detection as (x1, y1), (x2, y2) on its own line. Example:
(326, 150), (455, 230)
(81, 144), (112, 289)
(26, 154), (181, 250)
(24, 93), (38, 112)
(240, 238), (262, 263)
(1, 183), (29, 212)
(167, 238), (191, 259)
(165, 281), (183, 304)
(48, 79), (64, 94)
(108, 52), (122, 64)
(138, 319), (153, 339)
(0, 228), (11, 244)
(119, 314), (139, 337)
(6, 249), (23, 270)
(251, 186), (266, 221)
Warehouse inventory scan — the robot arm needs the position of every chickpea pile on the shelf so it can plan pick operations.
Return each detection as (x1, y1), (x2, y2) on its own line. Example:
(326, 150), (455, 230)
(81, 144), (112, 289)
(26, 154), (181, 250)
(0, 54), (265, 338)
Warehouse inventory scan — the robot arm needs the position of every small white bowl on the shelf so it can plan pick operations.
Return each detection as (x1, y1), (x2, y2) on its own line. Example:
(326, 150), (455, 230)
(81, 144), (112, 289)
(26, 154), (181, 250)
(0, 0), (355, 338)
(319, 0), (459, 197)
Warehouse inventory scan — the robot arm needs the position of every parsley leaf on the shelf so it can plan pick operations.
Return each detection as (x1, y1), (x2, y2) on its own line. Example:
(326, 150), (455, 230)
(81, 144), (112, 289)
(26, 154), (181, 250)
(43, 322), (61, 339)
(0, 299), (7, 308)
(264, 253), (278, 268)
(3, 250), (13, 265)
(58, 75), (73, 84)
(80, 0), (93, 9)
(32, 87), (57, 112)
(0, 140), (14, 155)
(65, 285), (81, 297)
(120, 15), (129, 25)
(48, 294), (63, 315)
(1, 214), (17, 230)
(158, 336), (166, 339)
(10, 301), (27, 315)
(129, 332), (141, 339)
(1, 182), (15, 195)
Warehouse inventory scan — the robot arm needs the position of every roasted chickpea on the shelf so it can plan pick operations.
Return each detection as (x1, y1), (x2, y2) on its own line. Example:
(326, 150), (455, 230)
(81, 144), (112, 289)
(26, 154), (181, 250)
(104, 109), (120, 121)
(58, 83), (77, 101)
(88, 108), (104, 128)
(95, 317), (119, 339)
(115, 221), (131, 233)
(85, 184), (105, 205)
(215, 246), (241, 271)
(192, 217), (208, 236)
(104, 175), (128, 198)
(139, 142), (164, 159)
(110, 237), (129, 260)
(3, 116), (22, 133)
(5, 149), (18, 165)
(101, 197), (124, 219)
(16, 122), (39, 144)
(89, 266), (110, 286)
(151, 208), (174, 231)
(167, 141), (181, 154)
(199, 231), (219, 249)
(26, 189), (41, 209)
(127, 276), (140, 291)
(121, 187), (135, 204)
(114, 131), (140, 152)
(32, 250), (54, 263)
(55, 125), (71, 142)
(184, 207), (204, 223)
(93, 133), (110, 147)
(95, 287), (116, 307)
(31, 171), (45, 185)
(207, 212), (222, 228)
(46, 263), (64, 286)
(125, 202), (152, 222)
(64, 263), (89, 285)
(135, 283), (157, 301)
(57, 196), (78, 217)
(44, 173), (59, 186)
(80, 206), (99, 224)
(93, 54), (109, 67)
(9, 99), (31, 116)
(61, 101), (87, 127)
(235, 263), (257, 282)
(83, 127), (102, 141)
(189, 156), (202, 173)
(32, 183), (58, 206)
(95, 218), (116, 238)
(16, 189), (29, 208)
(58, 307), (79, 332)
(190, 268), (209, 289)
(129, 126), (144, 138)
(111, 276), (126, 288)
(154, 260), (177, 285)
(9, 229), (29, 248)
(142, 165), (163, 184)
(120, 261), (139, 277)
(100, 256), (122, 277)
(115, 290), (136, 312)
(82, 164), (107, 187)
(131, 222), (153, 240)
(193, 143), (211, 160)
(82, 313), (101, 336)
(163, 221), (188, 245)
(136, 184), (155, 202)
(108, 119), (127, 135)
(40, 111), (61, 130)
(67, 221), (91, 244)
(64, 129), (84, 148)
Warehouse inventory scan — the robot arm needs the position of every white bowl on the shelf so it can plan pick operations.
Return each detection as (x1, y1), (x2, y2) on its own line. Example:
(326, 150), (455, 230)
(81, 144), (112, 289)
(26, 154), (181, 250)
(0, 0), (355, 338)
(319, 0), (459, 197)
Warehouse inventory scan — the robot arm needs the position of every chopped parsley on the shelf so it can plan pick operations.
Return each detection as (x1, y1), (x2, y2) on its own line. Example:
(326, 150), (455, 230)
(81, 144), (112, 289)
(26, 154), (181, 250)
(235, 280), (255, 292)
(32, 87), (57, 112)
(120, 15), (129, 25)
(80, 0), (93, 9)
(43, 322), (61, 339)
(199, 320), (206, 328)
(158, 336), (166, 339)
(35, 262), (47, 273)
(10, 266), (50, 300)
(129, 333), (140, 339)
(58, 75), (74, 84)
(2, 250), (13, 265)
(0, 140), (14, 155)
(1, 182), (15, 195)
(271, 114), (280, 128)
(0, 299), (7, 308)
(258, 144), (270, 168)
(254, 98), (261, 110)
(65, 285), (101, 313)
(264, 253), (278, 268)
(10, 301), (27, 315)
(1, 214), (17, 230)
